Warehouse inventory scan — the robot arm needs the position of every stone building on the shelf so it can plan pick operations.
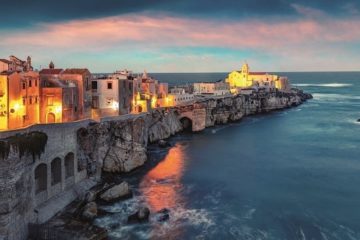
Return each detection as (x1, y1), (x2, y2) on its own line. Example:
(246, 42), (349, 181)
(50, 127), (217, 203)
(0, 70), (40, 130)
(40, 77), (79, 123)
(0, 55), (33, 73)
(165, 87), (194, 107)
(39, 63), (92, 122)
(193, 81), (230, 96)
(60, 69), (92, 119)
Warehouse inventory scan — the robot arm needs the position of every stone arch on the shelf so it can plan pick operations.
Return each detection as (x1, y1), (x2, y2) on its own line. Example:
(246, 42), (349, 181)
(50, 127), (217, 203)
(51, 157), (61, 186)
(65, 152), (74, 178)
(34, 163), (47, 194)
(180, 116), (192, 131)
(47, 112), (56, 123)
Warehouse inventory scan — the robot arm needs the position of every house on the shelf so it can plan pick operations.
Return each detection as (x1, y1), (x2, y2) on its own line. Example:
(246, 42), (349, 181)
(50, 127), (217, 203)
(91, 76), (120, 118)
(0, 55), (33, 73)
(60, 68), (92, 119)
(165, 87), (194, 107)
(40, 77), (78, 123)
(194, 81), (230, 96)
(0, 70), (40, 130)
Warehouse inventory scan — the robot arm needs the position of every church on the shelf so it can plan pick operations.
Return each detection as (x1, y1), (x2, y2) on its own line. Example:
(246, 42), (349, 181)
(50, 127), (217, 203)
(226, 63), (291, 92)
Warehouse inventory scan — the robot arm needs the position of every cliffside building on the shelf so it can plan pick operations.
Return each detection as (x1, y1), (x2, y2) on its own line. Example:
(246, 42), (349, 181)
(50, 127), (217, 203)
(193, 81), (230, 96)
(226, 63), (291, 93)
(0, 70), (40, 130)
(166, 87), (194, 107)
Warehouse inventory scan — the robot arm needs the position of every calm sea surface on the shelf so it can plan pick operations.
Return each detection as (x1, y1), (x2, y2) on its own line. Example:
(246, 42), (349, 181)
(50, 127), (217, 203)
(95, 72), (360, 240)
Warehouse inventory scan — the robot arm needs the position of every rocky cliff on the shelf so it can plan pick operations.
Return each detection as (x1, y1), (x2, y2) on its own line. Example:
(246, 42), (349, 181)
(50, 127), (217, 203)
(77, 109), (183, 174)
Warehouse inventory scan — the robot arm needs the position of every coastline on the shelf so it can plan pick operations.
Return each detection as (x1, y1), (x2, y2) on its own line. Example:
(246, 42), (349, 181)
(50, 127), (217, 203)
(0, 89), (312, 240)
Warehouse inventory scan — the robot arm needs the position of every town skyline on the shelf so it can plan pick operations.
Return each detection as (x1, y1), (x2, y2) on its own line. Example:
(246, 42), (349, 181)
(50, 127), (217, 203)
(1, 0), (360, 72)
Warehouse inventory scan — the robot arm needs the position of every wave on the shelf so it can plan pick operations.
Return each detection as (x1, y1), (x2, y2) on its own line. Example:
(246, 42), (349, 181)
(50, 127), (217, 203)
(312, 93), (360, 101)
(294, 83), (353, 88)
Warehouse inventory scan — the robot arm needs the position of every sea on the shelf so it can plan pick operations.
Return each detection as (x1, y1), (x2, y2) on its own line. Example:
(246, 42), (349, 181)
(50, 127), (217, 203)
(94, 72), (360, 240)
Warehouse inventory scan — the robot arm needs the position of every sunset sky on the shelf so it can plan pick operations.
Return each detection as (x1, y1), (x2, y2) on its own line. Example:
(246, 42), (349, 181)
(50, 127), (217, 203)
(1, 0), (360, 72)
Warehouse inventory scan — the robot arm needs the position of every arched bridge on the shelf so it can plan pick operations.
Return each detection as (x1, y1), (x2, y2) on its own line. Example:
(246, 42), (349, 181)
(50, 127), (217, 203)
(175, 104), (207, 132)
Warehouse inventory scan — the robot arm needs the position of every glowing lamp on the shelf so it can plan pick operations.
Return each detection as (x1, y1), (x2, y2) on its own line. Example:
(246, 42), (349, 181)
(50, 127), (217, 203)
(13, 103), (20, 111)
(55, 106), (62, 114)
(111, 101), (119, 110)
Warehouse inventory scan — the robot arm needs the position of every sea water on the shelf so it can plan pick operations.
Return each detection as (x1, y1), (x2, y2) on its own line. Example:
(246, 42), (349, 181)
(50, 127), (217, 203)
(95, 72), (360, 240)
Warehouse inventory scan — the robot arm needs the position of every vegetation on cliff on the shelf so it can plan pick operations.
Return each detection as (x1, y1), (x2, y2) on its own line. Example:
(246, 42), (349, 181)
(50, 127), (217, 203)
(0, 131), (48, 161)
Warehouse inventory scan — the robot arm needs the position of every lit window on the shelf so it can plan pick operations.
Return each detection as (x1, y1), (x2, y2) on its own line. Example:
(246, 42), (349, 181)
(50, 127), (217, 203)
(47, 96), (54, 106)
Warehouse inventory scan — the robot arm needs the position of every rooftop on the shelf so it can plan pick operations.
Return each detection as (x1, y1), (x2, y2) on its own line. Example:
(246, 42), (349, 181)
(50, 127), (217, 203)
(39, 69), (63, 75)
(0, 59), (12, 64)
(63, 68), (90, 75)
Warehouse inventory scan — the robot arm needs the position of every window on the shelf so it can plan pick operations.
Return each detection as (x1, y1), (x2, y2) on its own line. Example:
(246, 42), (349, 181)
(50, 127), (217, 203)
(35, 79), (38, 87)
(29, 80), (32, 87)
(22, 82), (26, 89)
(22, 97), (26, 105)
(47, 96), (54, 106)
(91, 81), (97, 90)
(107, 82), (113, 89)
(35, 96), (38, 104)
(29, 96), (32, 104)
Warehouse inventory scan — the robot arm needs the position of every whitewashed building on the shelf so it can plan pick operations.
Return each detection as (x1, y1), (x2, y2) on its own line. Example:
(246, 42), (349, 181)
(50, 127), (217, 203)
(193, 81), (230, 96)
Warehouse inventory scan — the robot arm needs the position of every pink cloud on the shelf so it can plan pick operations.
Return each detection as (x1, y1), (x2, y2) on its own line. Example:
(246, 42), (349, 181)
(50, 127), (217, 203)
(2, 14), (360, 52)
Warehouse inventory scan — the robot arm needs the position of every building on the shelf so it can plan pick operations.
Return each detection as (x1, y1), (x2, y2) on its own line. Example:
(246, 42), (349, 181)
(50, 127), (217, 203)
(60, 68), (92, 119)
(0, 55), (33, 73)
(39, 62), (91, 122)
(130, 71), (169, 112)
(40, 76), (79, 123)
(275, 76), (292, 92)
(91, 70), (134, 119)
(226, 63), (279, 93)
(193, 81), (230, 96)
(91, 76), (120, 118)
(0, 71), (40, 130)
(165, 87), (194, 107)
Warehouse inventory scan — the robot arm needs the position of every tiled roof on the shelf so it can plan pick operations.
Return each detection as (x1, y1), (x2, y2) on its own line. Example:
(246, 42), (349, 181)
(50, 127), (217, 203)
(0, 59), (12, 64)
(62, 68), (90, 75)
(249, 72), (267, 75)
(39, 69), (63, 75)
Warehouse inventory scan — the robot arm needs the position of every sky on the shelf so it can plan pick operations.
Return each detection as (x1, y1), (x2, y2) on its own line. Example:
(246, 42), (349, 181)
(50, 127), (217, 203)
(1, 0), (360, 73)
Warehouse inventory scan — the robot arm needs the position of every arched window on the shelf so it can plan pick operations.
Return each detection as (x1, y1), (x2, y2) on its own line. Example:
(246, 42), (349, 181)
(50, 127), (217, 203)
(51, 158), (61, 185)
(35, 164), (47, 194)
(65, 153), (74, 178)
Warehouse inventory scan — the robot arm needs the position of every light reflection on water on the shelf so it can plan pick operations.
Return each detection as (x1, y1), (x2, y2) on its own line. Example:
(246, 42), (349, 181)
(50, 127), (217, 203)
(140, 143), (187, 238)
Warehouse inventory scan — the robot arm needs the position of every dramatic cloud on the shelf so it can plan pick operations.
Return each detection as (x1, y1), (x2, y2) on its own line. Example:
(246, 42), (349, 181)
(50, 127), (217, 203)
(1, 1), (360, 72)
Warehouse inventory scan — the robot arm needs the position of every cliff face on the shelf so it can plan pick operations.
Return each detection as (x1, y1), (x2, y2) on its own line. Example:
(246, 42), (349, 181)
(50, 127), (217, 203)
(203, 90), (312, 127)
(77, 109), (183, 174)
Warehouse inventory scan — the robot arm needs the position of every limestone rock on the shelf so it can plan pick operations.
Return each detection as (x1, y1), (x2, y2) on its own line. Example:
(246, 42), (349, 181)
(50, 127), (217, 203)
(82, 202), (97, 221)
(158, 140), (170, 148)
(128, 206), (150, 223)
(100, 182), (131, 202)
(156, 208), (170, 222)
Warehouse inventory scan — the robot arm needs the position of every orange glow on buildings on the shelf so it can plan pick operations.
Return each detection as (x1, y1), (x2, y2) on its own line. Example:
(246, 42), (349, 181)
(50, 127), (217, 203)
(0, 70), (40, 130)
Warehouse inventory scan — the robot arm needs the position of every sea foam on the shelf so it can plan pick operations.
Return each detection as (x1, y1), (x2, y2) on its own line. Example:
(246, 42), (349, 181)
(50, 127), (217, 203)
(294, 83), (353, 87)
